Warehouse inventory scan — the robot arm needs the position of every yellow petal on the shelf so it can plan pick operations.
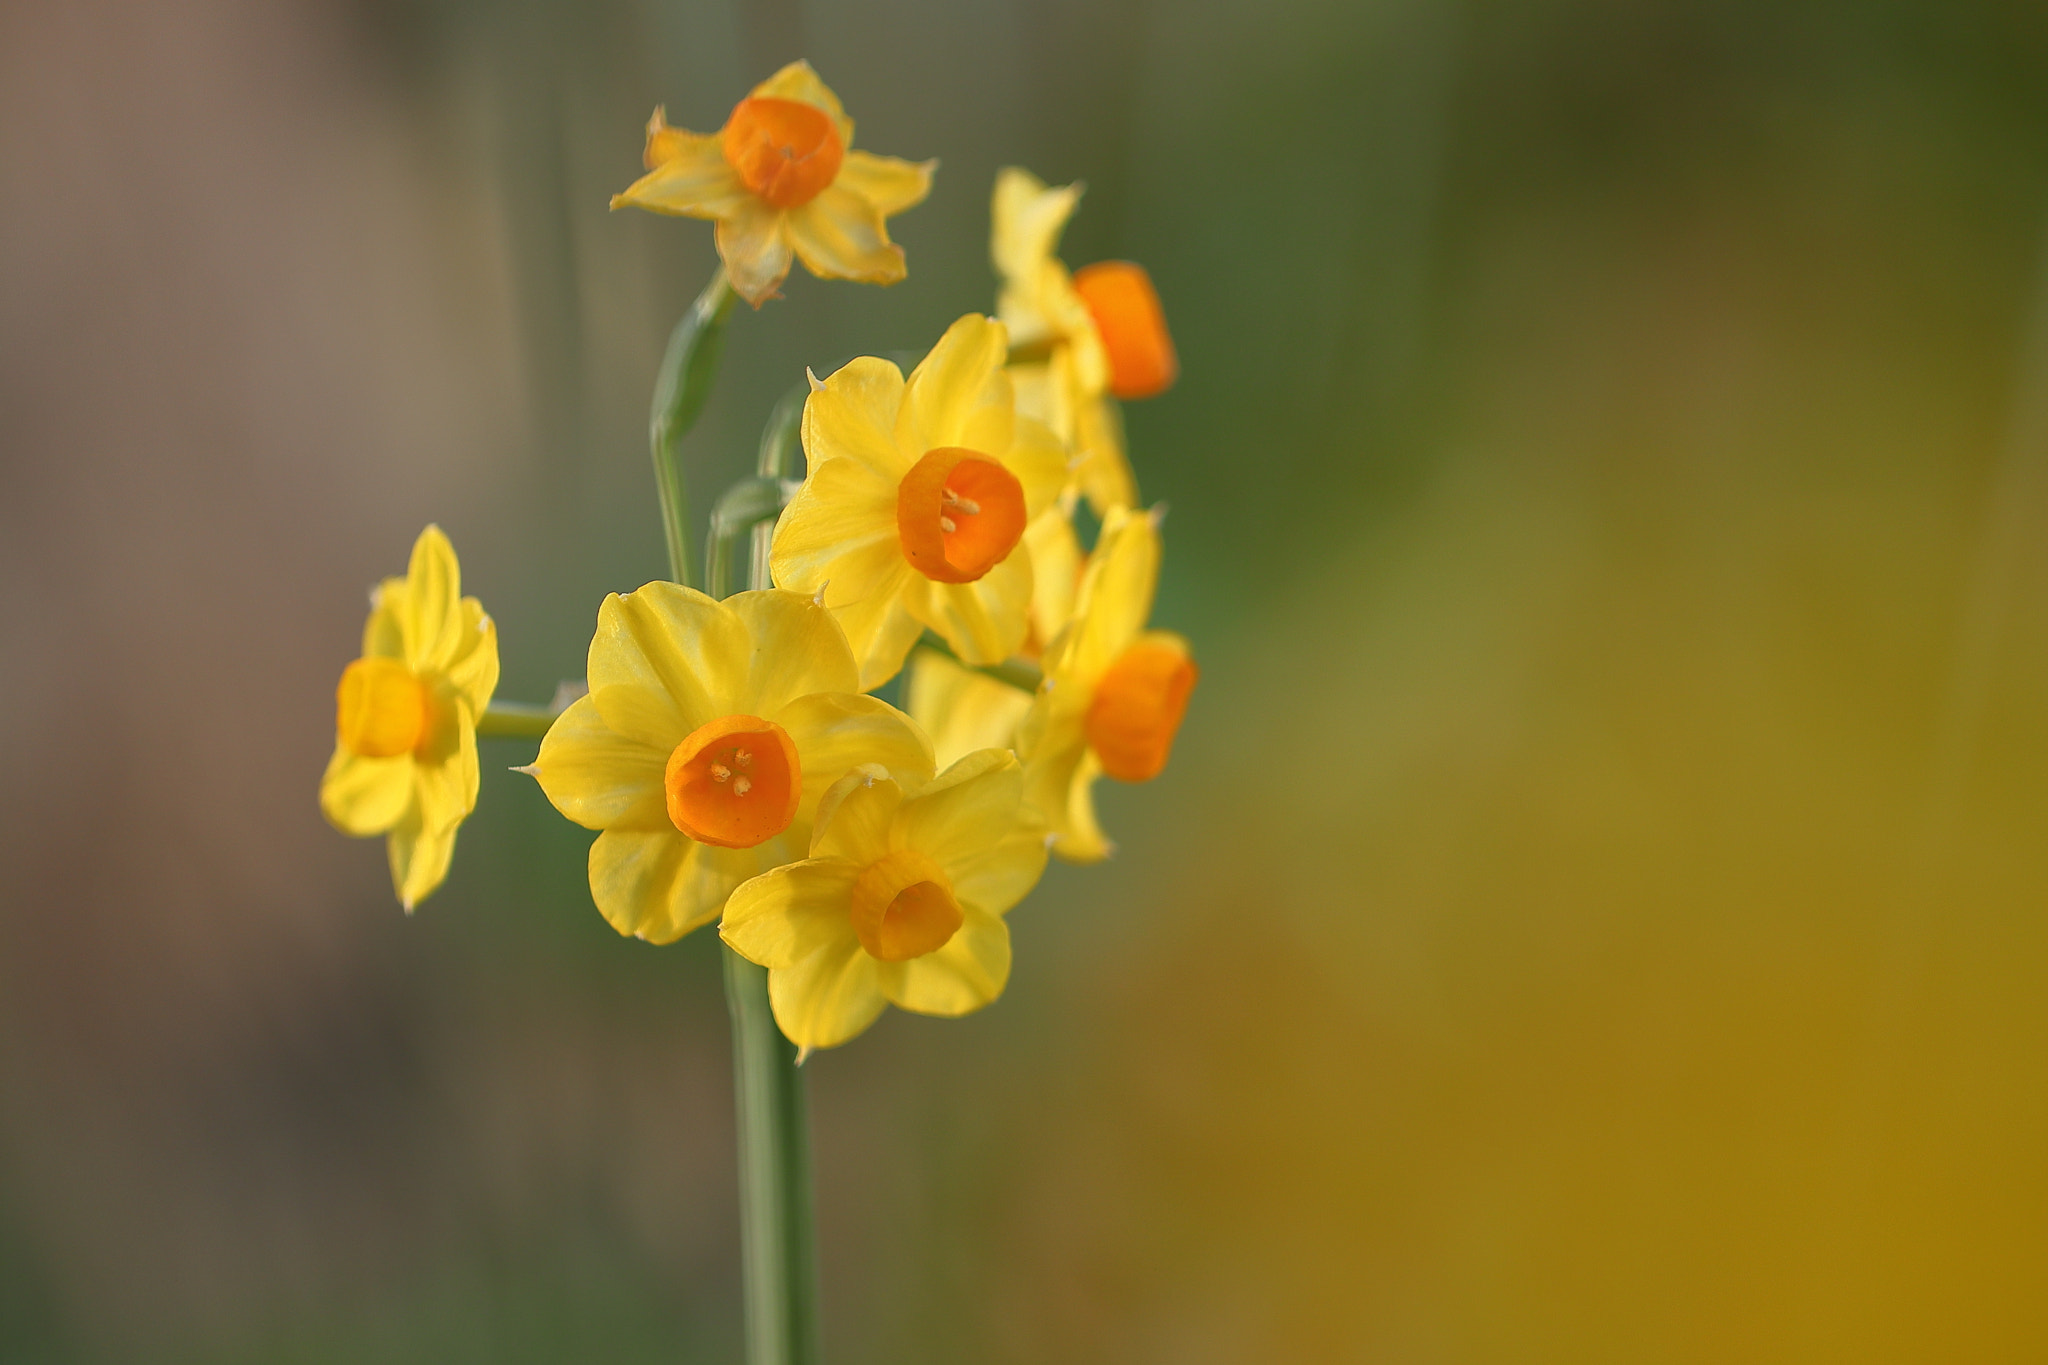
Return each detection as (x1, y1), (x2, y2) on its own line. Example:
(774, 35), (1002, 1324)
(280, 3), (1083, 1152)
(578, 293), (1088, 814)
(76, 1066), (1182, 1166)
(1072, 392), (1137, 515)
(748, 59), (854, 150)
(612, 120), (750, 219)
(896, 314), (1008, 455)
(906, 649), (1033, 770)
(991, 167), (1076, 293)
(722, 588), (860, 716)
(767, 932), (888, 1050)
(1050, 503), (1159, 684)
(776, 691), (934, 816)
(413, 697), (479, 833)
(809, 764), (902, 864)
(1005, 413), (1071, 521)
(1024, 504), (1083, 648)
(587, 584), (742, 747)
(771, 439), (901, 587)
(801, 356), (911, 478)
(720, 859), (864, 969)
(785, 186), (906, 286)
(715, 199), (795, 307)
(529, 693), (670, 831)
(443, 597), (500, 714)
(836, 150), (935, 217)
(387, 803), (457, 910)
(895, 748), (1024, 873)
(400, 525), (460, 673)
(910, 544), (1032, 666)
(1019, 711), (1110, 864)
(362, 578), (408, 659)
(588, 827), (774, 943)
(874, 904), (1010, 1016)
(320, 747), (413, 836)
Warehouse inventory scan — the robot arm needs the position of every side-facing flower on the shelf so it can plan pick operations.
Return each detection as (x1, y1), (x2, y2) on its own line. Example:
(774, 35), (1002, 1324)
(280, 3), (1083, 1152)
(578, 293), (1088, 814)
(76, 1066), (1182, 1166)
(1018, 505), (1196, 863)
(721, 750), (1047, 1052)
(906, 649), (1034, 770)
(612, 60), (936, 307)
(321, 525), (499, 909)
(524, 586), (933, 944)
(992, 167), (1178, 514)
(769, 313), (1068, 690)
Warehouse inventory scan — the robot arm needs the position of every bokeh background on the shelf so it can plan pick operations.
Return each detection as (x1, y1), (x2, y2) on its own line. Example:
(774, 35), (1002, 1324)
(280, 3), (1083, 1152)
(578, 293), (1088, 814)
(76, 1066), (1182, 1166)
(6, 0), (2048, 1358)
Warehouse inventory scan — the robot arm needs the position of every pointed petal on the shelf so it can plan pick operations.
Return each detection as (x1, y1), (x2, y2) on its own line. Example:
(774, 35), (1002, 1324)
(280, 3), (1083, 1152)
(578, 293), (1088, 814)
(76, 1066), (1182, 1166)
(715, 200), (795, 307)
(991, 167), (1078, 295)
(785, 186), (906, 287)
(401, 526), (460, 672)
(1004, 413), (1070, 521)
(836, 150), (935, 217)
(388, 804), (458, 909)
(720, 859), (863, 969)
(896, 748), (1024, 874)
(723, 588), (860, 716)
(768, 933), (887, 1050)
(612, 126), (749, 218)
(530, 693), (670, 831)
(1019, 711), (1110, 864)
(362, 578), (408, 659)
(801, 355), (911, 479)
(808, 765), (902, 864)
(320, 748), (413, 836)
(771, 441), (901, 591)
(413, 698), (480, 833)
(875, 905), (1010, 1016)
(588, 827), (773, 943)
(912, 545), (1032, 666)
(443, 597), (500, 713)
(897, 314), (1008, 455)
(587, 584), (742, 746)
(1024, 505), (1083, 648)
(1052, 504), (1158, 683)
(906, 648), (1033, 770)
(1072, 393), (1137, 514)
(776, 691), (934, 816)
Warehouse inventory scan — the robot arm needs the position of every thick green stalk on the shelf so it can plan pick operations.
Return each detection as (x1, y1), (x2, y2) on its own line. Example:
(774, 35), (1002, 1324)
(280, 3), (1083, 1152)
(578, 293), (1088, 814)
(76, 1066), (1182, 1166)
(706, 472), (817, 1365)
(649, 270), (737, 587)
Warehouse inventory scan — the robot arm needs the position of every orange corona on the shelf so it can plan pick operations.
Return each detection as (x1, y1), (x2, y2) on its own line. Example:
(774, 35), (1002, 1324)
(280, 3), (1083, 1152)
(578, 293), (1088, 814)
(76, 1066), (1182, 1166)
(1085, 639), (1197, 782)
(721, 96), (844, 209)
(1073, 261), (1177, 400)
(664, 714), (802, 848)
(896, 447), (1028, 584)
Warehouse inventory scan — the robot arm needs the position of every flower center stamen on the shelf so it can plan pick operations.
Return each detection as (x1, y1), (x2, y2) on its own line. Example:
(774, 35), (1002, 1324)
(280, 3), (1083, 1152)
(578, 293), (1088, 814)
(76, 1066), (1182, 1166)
(848, 849), (963, 962)
(721, 96), (844, 209)
(664, 714), (801, 848)
(336, 657), (430, 758)
(1084, 639), (1198, 783)
(896, 447), (1028, 584)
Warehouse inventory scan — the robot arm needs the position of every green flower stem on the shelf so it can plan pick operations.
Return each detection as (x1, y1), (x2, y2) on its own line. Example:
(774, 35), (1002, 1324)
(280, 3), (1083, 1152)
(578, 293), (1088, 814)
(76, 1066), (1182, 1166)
(707, 465), (817, 1365)
(649, 269), (737, 587)
(914, 630), (1045, 694)
(475, 699), (560, 740)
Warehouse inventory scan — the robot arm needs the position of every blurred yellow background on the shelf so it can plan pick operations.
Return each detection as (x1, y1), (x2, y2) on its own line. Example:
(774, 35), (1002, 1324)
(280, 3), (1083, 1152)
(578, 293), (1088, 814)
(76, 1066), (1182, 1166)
(4, 0), (2047, 1359)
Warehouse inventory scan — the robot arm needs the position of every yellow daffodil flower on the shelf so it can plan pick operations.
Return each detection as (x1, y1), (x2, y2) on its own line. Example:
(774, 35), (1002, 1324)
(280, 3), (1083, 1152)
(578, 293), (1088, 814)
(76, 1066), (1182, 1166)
(320, 525), (499, 909)
(612, 61), (936, 307)
(769, 313), (1069, 690)
(721, 750), (1047, 1052)
(992, 167), (1178, 514)
(524, 585), (933, 944)
(906, 649), (1033, 770)
(1018, 505), (1196, 863)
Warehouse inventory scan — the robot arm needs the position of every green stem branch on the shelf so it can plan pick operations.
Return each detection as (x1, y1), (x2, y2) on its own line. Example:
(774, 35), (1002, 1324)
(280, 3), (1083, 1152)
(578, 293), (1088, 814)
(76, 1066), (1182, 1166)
(649, 269), (737, 586)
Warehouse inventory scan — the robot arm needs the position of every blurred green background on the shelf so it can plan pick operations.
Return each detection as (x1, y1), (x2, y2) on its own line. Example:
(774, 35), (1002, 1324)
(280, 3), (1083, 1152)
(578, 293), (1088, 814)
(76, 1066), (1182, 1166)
(5, 0), (2048, 1359)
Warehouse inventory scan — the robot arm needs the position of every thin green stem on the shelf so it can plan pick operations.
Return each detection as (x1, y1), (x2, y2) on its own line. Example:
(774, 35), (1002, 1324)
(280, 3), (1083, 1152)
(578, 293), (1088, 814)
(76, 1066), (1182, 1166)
(475, 699), (560, 741)
(649, 269), (737, 586)
(706, 458), (816, 1365)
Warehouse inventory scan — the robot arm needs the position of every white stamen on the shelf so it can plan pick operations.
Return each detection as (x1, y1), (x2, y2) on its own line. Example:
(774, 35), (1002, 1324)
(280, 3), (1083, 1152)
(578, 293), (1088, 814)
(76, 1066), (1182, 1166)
(942, 491), (981, 515)
(939, 515), (958, 534)
(710, 763), (732, 782)
(733, 775), (753, 796)
(734, 749), (753, 769)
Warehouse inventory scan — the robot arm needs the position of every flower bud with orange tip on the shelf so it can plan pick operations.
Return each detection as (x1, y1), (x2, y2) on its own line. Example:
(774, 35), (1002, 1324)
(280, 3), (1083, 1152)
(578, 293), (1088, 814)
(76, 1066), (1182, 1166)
(320, 525), (500, 910)
(1072, 261), (1177, 400)
(522, 586), (933, 944)
(720, 750), (1048, 1052)
(1017, 503), (1196, 863)
(612, 61), (936, 306)
(770, 314), (1070, 691)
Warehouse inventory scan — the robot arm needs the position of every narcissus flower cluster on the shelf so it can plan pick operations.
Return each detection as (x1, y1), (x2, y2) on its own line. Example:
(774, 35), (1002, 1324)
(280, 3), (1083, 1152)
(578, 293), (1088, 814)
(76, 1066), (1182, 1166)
(321, 60), (1194, 1053)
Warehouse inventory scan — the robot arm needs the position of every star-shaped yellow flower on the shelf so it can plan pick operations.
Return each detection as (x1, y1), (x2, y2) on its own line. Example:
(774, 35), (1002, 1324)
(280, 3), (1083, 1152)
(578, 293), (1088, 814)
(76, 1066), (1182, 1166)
(992, 167), (1178, 515)
(721, 750), (1048, 1052)
(524, 586), (933, 944)
(1018, 505), (1196, 864)
(769, 313), (1069, 690)
(612, 61), (936, 307)
(320, 525), (499, 909)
